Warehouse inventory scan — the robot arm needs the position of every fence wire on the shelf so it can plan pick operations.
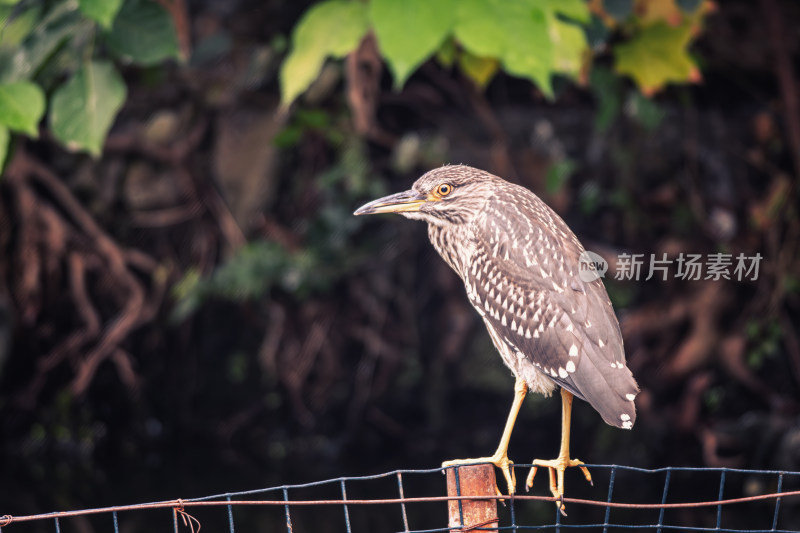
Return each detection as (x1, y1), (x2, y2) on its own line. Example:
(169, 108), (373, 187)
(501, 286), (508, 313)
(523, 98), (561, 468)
(2, 465), (799, 533)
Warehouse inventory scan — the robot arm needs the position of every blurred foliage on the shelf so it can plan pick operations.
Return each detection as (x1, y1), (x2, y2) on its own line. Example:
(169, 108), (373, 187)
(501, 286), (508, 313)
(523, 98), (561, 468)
(545, 158), (577, 194)
(0, 0), (179, 160)
(173, 135), (385, 319)
(746, 321), (782, 370)
(273, 108), (346, 148)
(280, 0), (712, 105)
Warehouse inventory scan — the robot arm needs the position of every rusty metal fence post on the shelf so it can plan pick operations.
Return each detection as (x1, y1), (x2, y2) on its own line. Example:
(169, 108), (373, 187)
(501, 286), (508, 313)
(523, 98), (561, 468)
(445, 465), (499, 532)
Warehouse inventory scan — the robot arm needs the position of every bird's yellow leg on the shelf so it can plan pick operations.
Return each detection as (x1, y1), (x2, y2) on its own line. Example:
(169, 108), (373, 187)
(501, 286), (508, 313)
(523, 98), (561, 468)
(442, 377), (527, 495)
(525, 389), (592, 515)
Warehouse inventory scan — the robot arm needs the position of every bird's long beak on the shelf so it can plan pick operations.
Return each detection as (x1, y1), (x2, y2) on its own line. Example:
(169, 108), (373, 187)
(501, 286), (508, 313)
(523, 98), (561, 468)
(353, 189), (427, 215)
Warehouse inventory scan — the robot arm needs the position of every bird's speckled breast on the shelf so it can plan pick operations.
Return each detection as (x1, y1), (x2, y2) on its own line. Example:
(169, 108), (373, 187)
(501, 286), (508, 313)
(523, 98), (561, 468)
(427, 217), (476, 279)
(426, 200), (557, 395)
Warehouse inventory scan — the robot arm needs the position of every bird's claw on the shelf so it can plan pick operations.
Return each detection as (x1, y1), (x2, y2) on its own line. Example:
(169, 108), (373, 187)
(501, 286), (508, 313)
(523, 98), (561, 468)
(525, 457), (592, 516)
(442, 453), (517, 497)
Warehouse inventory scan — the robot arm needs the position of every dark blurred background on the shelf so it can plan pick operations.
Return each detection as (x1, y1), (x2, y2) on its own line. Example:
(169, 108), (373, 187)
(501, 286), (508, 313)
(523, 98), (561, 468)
(1, 0), (799, 531)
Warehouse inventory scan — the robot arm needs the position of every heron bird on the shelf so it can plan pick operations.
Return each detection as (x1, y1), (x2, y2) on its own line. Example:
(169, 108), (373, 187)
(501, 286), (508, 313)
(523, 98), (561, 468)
(354, 165), (639, 513)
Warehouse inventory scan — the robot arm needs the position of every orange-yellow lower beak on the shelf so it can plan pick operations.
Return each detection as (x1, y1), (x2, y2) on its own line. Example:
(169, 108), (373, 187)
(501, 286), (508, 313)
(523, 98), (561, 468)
(354, 190), (427, 215)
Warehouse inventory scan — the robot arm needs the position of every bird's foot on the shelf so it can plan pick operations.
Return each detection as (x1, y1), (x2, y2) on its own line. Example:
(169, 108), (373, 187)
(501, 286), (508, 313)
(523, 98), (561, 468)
(525, 456), (592, 515)
(442, 452), (516, 496)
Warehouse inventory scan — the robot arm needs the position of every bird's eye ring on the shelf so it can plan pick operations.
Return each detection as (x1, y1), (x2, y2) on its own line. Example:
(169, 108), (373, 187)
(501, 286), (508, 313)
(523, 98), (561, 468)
(437, 183), (453, 196)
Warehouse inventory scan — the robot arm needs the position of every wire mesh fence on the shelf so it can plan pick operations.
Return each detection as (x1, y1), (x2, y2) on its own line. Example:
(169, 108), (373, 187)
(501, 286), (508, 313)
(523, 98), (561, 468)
(2, 464), (799, 533)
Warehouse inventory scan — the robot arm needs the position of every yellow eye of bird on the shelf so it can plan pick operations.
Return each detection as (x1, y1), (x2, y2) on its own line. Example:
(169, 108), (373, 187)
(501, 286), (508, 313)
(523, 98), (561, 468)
(437, 183), (453, 196)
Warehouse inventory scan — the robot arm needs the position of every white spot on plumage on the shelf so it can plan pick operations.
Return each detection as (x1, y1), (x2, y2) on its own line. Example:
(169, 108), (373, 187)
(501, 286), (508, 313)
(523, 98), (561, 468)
(626, 393), (636, 401)
(551, 280), (564, 293)
(539, 267), (550, 278)
(585, 319), (591, 328)
(501, 314), (507, 326)
(565, 323), (573, 333)
(558, 367), (568, 378)
(517, 323), (524, 336)
(622, 421), (633, 429)
(620, 414), (631, 421)
(533, 329), (540, 338)
(566, 361), (576, 373)
(569, 344), (578, 357)
(511, 319), (517, 330)
(599, 339), (605, 348)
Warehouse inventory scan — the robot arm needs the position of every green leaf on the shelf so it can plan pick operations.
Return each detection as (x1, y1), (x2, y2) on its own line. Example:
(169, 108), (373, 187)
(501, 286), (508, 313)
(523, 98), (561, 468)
(549, 16), (587, 77)
(0, 124), (9, 171)
(614, 22), (698, 95)
(435, 38), (457, 68)
(0, 81), (45, 137)
(540, 0), (591, 23)
(370, 0), (454, 88)
(280, 0), (368, 105)
(458, 51), (499, 89)
(49, 60), (127, 156)
(0, 3), (42, 47)
(0, 1), (85, 83)
(453, 0), (512, 59)
(590, 65), (621, 131)
(107, 0), (180, 65)
(78, 0), (123, 28)
(454, 0), (554, 97)
(500, 7), (553, 96)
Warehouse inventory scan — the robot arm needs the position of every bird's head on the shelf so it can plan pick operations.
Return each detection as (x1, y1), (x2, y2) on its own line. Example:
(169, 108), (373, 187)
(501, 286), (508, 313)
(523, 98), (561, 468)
(354, 165), (494, 226)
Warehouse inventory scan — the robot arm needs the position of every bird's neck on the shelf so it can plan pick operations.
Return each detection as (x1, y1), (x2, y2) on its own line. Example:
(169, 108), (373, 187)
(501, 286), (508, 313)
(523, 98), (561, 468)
(427, 223), (473, 279)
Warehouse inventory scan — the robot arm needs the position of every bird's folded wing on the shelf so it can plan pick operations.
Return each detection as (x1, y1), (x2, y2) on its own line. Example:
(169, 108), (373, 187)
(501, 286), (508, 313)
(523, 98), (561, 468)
(464, 214), (638, 428)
